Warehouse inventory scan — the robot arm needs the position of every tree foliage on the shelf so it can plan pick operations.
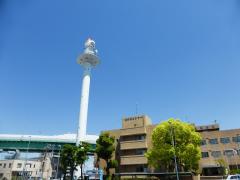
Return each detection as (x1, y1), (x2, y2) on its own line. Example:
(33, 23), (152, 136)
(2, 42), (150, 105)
(215, 158), (228, 175)
(76, 142), (90, 179)
(96, 132), (117, 177)
(145, 118), (201, 173)
(60, 143), (89, 180)
(60, 144), (78, 180)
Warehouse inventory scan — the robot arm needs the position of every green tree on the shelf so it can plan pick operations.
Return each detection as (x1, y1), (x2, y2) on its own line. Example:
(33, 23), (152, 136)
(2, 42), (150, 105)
(60, 143), (91, 180)
(215, 158), (228, 175)
(60, 144), (78, 180)
(96, 132), (118, 178)
(145, 118), (201, 173)
(76, 142), (90, 180)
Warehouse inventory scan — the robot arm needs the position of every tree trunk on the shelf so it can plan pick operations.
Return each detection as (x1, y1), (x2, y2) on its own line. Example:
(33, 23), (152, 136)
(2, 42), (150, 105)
(70, 168), (74, 180)
(81, 164), (83, 180)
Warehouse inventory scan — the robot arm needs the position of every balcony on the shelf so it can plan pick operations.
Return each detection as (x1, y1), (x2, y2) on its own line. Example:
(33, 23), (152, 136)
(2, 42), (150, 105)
(120, 155), (147, 165)
(120, 140), (147, 150)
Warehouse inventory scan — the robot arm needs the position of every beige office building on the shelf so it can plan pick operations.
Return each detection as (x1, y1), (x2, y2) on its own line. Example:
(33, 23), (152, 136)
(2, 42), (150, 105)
(104, 115), (240, 174)
(197, 124), (240, 175)
(0, 157), (52, 180)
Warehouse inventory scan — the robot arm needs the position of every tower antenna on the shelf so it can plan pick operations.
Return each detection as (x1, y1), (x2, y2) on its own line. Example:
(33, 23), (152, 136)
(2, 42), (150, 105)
(135, 102), (138, 115)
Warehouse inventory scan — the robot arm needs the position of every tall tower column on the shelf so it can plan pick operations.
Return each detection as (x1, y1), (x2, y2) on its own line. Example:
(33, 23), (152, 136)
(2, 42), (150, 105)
(76, 38), (100, 146)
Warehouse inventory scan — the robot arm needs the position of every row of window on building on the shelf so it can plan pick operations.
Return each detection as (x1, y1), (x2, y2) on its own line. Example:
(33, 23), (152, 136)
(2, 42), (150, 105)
(0, 162), (36, 169)
(201, 136), (240, 145)
(0, 163), (12, 168)
(202, 149), (240, 158)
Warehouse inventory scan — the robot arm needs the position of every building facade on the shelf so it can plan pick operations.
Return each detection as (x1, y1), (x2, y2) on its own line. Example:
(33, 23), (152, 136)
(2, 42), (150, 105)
(197, 124), (240, 175)
(104, 115), (156, 173)
(0, 157), (52, 179)
(104, 115), (240, 174)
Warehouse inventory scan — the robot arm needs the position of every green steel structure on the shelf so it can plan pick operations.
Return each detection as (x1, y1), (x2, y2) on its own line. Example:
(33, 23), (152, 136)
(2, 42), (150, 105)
(0, 137), (96, 153)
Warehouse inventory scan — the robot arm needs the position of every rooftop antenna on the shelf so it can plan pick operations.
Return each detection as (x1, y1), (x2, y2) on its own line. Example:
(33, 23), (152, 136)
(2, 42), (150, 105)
(135, 102), (138, 115)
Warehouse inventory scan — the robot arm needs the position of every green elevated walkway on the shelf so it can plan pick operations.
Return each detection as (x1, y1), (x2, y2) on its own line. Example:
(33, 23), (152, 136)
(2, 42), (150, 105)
(0, 136), (96, 152)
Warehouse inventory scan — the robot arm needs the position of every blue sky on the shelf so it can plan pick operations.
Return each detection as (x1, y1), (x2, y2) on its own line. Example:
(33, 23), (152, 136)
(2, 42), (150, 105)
(0, 1), (240, 136)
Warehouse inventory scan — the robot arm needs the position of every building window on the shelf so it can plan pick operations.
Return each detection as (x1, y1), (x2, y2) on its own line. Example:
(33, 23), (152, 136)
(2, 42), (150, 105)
(232, 136), (240, 143)
(209, 138), (218, 144)
(9, 163), (12, 168)
(3, 163), (6, 168)
(136, 165), (147, 172)
(224, 150), (235, 157)
(201, 140), (207, 146)
(211, 151), (221, 158)
(220, 137), (230, 144)
(0, 163), (2, 167)
(136, 135), (145, 140)
(136, 149), (146, 155)
(17, 163), (22, 168)
(201, 152), (209, 158)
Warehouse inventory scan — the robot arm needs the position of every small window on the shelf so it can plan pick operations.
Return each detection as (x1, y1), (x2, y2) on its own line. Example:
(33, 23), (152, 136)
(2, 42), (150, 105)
(0, 163), (2, 166)
(33, 164), (35, 168)
(232, 136), (240, 143)
(8, 163), (12, 168)
(3, 163), (6, 168)
(209, 138), (218, 144)
(220, 137), (230, 144)
(201, 140), (207, 146)
(211, 151), (221, 158)
(201, 152), (209, 158)
(237, 149), (240, 155)
(136, 149), (146, 155)
(136, 135), (145, 140)
(224, 150), (235, 157)
(17, 163), (22, 168)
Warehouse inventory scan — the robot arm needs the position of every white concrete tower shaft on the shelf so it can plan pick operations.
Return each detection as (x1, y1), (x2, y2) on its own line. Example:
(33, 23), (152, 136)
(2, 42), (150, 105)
(78, 64), (91, 144)
(76, 38), (100, 146)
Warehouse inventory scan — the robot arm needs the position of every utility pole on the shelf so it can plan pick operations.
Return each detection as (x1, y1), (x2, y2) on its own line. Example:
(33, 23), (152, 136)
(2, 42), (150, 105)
(169, 122), (179, 180)
(22, 136), (31, 180)
(55, 145), (61, 179)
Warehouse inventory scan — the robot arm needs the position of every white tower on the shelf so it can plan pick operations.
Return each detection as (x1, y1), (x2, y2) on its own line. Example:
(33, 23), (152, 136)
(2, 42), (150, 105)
(76, 38), (100, 145)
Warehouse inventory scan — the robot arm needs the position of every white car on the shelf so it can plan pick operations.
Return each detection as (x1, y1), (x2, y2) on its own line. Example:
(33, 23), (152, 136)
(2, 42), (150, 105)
(226, 175), (240, 180)
(85, 170), (100, 180)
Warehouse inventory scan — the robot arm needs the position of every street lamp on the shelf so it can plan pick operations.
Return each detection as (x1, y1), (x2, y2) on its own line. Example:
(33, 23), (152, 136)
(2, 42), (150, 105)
(237, 134), (240, 170)
(22, 136), (31, 179)
(169, 122), (179, 180)
(55, 145), (62, 179)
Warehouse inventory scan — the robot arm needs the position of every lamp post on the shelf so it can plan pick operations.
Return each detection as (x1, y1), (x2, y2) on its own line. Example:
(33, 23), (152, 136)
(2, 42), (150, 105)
(237, 134), (240, 170)
(22, 136), (31, 179)
(232, 149), (238, 170)
(169, 122), (179, 180)
(55, 145), (61, 179)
